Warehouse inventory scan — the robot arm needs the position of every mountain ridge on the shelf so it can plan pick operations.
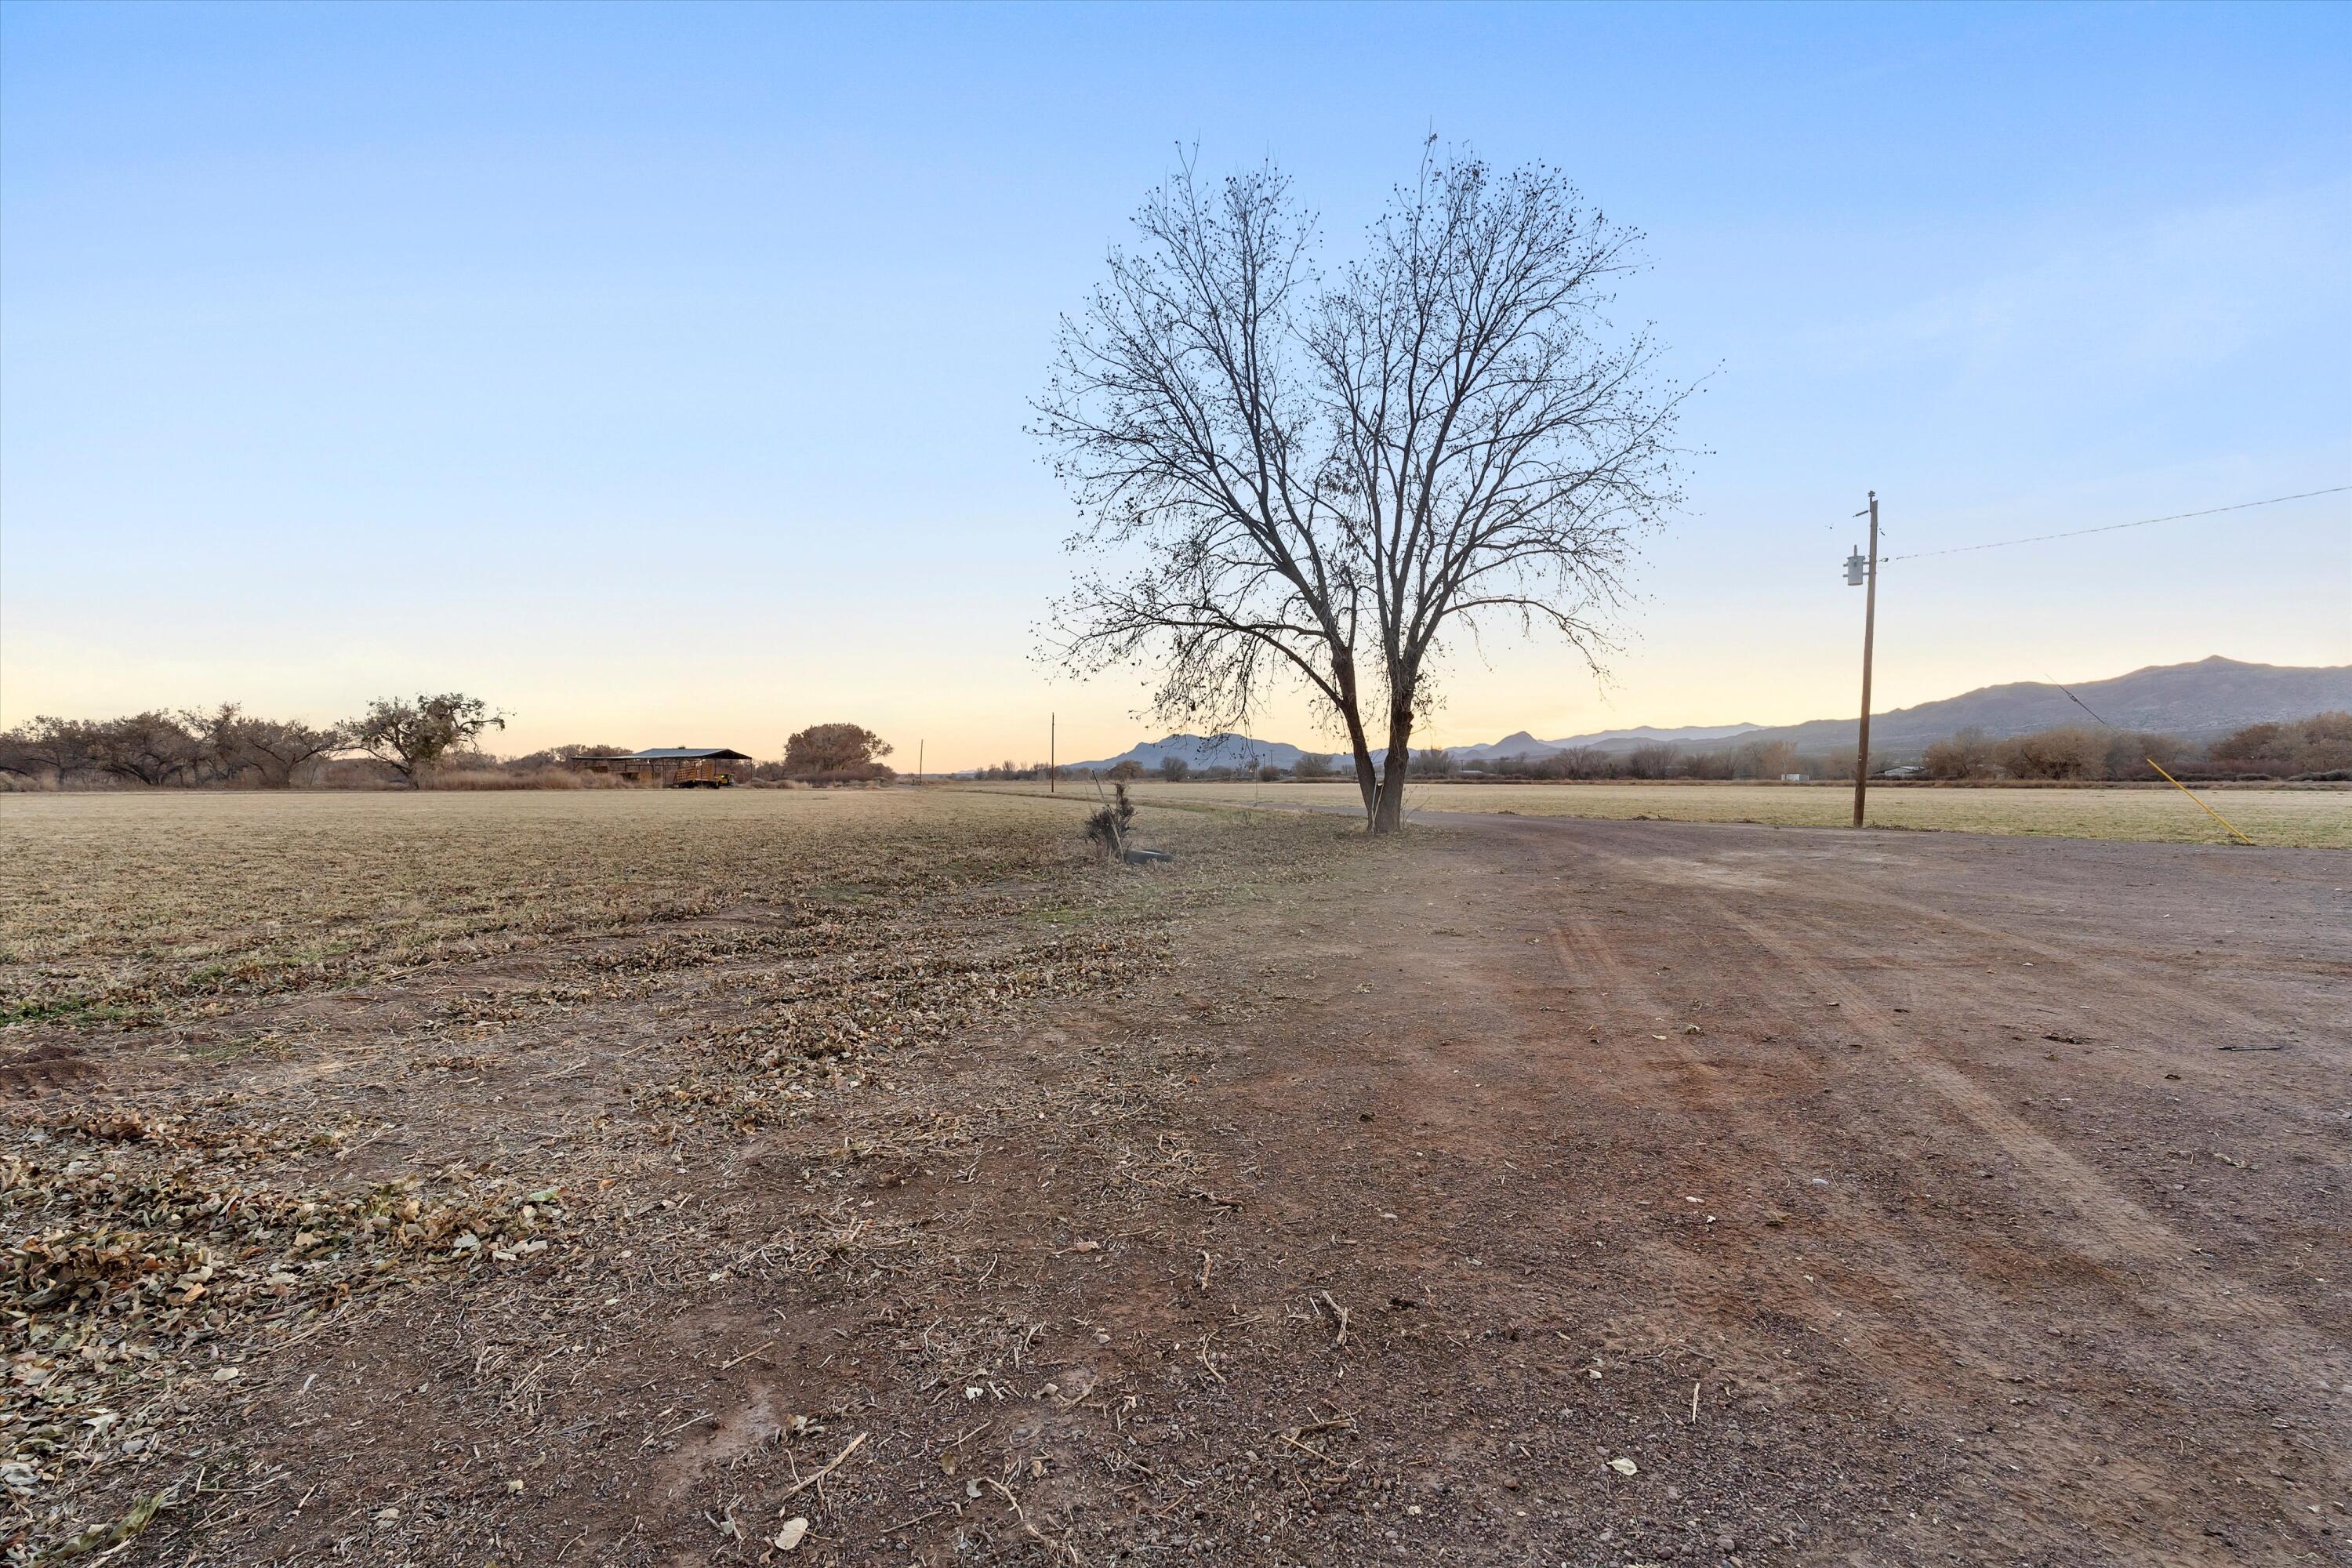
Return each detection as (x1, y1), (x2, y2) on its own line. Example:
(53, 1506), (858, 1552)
(1056, 659), (2348, 771)
(1716, 655), (2351, 757)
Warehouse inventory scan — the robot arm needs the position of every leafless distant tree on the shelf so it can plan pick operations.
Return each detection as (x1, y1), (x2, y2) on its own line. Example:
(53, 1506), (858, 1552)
(1036, 143), (1689, 832)
(1921, 727), (1997, 781)
(781, 724), (895, 782)
(83, 712), (205, 786)
(0, 718), (93, 786)
(347, 694), (505, 786)
(183, 704), (347, 786)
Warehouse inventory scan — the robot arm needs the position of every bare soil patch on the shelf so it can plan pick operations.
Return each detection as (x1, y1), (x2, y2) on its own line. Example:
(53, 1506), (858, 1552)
(6, 797), (2346, 1566)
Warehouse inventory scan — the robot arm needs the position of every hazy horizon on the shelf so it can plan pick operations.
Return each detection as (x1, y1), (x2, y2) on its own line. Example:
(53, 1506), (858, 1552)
(5, 2), (2347, 769)
(1050, 652), (2350, 768)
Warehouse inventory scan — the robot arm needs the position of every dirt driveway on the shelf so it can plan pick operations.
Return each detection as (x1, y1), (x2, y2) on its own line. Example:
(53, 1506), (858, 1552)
(85, 809), (2350, 1567)
(1149, 813), (2350, 1566)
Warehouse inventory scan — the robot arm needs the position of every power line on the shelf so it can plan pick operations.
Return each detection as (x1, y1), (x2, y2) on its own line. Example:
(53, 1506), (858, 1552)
(2045, 672), (2257, 847)
(1877, 485), (2350, 564)
(2047, 676), (2118, 731)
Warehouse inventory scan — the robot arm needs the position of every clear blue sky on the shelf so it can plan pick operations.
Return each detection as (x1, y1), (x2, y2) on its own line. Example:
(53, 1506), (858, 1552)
(4, 1), (2347, 766)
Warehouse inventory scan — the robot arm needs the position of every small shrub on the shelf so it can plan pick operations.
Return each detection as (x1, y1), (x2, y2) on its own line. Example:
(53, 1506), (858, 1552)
(1084, 783), (1138, 859)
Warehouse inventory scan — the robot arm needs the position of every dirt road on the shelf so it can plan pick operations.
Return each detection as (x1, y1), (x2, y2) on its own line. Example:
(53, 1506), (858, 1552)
(74, 809), (2349, 1566)
(1147, 814), (2350, 1566)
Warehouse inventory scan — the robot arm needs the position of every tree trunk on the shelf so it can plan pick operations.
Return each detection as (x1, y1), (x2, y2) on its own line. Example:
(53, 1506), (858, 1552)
(1348, 746), (1379, 823)
(1371, 710), (1414, 835)
(1332, 656), (1381, 827)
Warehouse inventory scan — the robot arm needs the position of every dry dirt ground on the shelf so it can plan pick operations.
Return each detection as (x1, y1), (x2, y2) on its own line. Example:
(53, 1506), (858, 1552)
(11, 804), (2350, 1566)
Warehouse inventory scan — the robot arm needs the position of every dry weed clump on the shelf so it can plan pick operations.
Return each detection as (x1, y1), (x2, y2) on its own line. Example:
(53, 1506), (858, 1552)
(2, 1105), (570, 1549)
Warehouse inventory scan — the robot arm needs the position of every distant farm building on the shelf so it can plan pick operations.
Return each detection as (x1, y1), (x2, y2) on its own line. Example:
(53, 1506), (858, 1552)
(572, 747), (751, 787)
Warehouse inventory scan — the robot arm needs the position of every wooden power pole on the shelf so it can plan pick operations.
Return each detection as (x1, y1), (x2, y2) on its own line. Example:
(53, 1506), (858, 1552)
(1050, 713), (1056, 794)
(1849, 491), (1880, 829)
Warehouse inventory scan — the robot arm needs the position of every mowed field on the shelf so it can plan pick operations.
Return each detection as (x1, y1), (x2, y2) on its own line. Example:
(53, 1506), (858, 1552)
(2, 788), (2347, 1567)
(0, 789), (1352, 1563)
(0, 789), (1219, 1028)
(1083, 778), (2352, 847)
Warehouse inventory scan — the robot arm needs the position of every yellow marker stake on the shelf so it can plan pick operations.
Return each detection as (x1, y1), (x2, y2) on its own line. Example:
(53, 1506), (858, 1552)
(2144, 757), (2256, 847)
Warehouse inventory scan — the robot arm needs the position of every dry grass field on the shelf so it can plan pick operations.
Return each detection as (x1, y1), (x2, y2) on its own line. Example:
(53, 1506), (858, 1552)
(0, 789), (1241, 1029)
(2, 788), (2344, 1566)
(1080, 778), (2352, 847)
(0, 789), (1355, 1563)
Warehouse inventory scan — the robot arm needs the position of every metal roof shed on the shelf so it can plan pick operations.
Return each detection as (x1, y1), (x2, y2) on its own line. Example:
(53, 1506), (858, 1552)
(615, 747), (753, 787)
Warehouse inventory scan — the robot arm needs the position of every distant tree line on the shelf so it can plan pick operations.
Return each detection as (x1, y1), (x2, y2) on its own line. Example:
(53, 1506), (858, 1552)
(1, 702), (909, 789)
(1920, 713), (2350, 782)
(0, 695), (503, 789)
(1024, 712), (2350, 788)
(1456, 712), (2350, 785)
(1443, 738), (1852, 782)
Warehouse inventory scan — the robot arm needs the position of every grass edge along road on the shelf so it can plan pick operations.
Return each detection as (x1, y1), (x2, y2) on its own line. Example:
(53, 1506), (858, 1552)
(993, 778), (2352, 849)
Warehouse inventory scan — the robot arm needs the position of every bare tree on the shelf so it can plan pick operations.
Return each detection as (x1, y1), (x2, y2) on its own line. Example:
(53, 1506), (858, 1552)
(347, 694), (504, 786)
(1922, 727), (1997, 781)
(0, 717), (94, 787)
(1732, 738), (1800, 779)
(83, 712), (203, 786)
(176, 703), (250, 784)
(1993, 727), (2107, 781)
(194, 705), (348, 787)
(1036, 143), (1686, 832)
(781, 724), (895, 782)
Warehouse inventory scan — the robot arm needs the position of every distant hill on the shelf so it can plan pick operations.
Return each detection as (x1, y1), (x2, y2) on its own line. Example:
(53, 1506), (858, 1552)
(1059, 659), (2347, 774)
(1065, 732), (1312, 773)
(1722, 657), (2352, 757)
(1452, 723), (1759, 761)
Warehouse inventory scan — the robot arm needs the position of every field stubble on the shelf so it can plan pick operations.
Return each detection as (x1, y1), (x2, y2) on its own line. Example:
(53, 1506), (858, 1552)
(0, 788), (1356, 1563)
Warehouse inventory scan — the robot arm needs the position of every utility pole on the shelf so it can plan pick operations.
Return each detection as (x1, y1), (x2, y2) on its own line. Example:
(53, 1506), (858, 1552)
(1050, 713), (1056, 794)
(1846, 491), (1880, 829)
(916, 739), (924, 785)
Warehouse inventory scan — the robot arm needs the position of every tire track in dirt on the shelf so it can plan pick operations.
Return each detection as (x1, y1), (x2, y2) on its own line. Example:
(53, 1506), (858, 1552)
(1700, 891), (2352, 1553)
(1530, 837), (2343, 1568)
(1537, 910), (2188, 1565)
(1768, 868), (2329, 1069)
(1724, 895), (2341, 1352)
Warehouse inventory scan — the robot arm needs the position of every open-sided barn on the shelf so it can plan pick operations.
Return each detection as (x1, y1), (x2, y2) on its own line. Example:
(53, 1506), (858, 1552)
(572, 747), (750, 786)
